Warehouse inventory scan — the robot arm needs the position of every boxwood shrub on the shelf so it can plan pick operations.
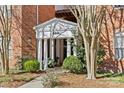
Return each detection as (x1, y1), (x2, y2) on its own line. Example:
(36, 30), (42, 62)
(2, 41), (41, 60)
(23, 60), (40, 72)
(62, 56), (83, 74)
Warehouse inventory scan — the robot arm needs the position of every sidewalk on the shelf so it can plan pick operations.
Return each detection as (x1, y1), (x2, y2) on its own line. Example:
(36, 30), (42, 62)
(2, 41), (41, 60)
(19, 67), (65, 88)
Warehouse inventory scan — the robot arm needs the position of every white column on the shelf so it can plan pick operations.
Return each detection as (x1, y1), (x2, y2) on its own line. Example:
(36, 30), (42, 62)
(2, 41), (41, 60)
(73, 38), (77, 56)
(67, 38), (71, 57)
(44, 39), (48, 70)
(50, 39), (54, 60)
(60, 39), (64, 63)
(37, 39), (42, 70)
(56, 39), (60, 64)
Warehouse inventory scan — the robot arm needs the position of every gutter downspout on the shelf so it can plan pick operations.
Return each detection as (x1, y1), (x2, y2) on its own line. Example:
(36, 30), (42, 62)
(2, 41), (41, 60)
(36, 5), (39, 25)
(36, 5), (39, 60)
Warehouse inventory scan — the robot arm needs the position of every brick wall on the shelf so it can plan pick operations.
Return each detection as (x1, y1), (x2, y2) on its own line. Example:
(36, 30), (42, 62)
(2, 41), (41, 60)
(10, 5), (55, 68)
(38, 5), (55, 23)
(10, 5), (22, 67)
(21, 5), (55, 59)
(99, 6), (124, 73)
(21, 5), (37, 59)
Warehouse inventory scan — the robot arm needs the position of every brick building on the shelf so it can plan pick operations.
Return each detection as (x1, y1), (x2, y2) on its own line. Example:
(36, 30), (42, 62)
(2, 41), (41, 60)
(7, 5), (124, 73)
(10, 5), (55, 67)
(10, 5), (76, 68)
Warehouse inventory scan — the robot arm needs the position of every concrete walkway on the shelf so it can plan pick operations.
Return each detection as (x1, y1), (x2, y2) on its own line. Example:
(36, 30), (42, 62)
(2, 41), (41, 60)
(19, 67), (66, 88)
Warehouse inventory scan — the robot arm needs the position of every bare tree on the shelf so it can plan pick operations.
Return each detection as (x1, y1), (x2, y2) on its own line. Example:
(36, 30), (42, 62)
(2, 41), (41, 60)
(0, 5), (12, 75)
(69, 5), (106, 79)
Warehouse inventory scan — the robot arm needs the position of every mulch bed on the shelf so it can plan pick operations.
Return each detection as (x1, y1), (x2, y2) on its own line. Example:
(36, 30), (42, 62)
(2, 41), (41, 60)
(0, 72), (43, 88)
(57, 73), (124, 88)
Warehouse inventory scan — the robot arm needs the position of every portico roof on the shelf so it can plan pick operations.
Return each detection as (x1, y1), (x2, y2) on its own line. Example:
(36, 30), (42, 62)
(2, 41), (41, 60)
(33, 18), (77, 39)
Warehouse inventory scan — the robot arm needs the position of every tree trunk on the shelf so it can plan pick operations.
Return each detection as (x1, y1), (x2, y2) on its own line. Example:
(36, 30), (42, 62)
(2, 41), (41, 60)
(90, 37), (98, 79)
(85, 42), (91, 79)
(83, 32), (91, 79)
(90, 46), (97, 79)
(85, 41), (91, 79)
(1, 55), (5, 75)
(5, 56), (9, 74)
(2, 54), (9, 75)
(2, 42), (9, 75)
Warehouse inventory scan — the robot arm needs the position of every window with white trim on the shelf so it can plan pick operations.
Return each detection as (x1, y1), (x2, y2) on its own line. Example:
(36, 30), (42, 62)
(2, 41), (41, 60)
(114, 5), (124, 9)
(115, 32), (124, 60)
(0, 5), (11, 18)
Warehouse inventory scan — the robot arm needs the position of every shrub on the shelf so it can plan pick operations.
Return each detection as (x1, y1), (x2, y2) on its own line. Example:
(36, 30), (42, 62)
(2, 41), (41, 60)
(15, 55), (34, 70)
(97, 47), (106, 66)
(77, 46), (86, 70)
(62, 56), (83, 74)
(48, 58), (56, 68)
(96, 46), (106, 73)
(23, 60), (40, 72)
(77, 44), (106, 73)
(41, 73), (58, 88)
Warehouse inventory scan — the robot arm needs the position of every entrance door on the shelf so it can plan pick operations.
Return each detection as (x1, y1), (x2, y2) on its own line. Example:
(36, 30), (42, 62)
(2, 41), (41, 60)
(63, 39), (67, 60)
(55, 39), (64, 66)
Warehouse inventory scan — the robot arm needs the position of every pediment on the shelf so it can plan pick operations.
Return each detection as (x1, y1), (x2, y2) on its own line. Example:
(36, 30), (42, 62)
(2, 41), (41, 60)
(34, 18), (77, 31)
(34, 18), (77, 39)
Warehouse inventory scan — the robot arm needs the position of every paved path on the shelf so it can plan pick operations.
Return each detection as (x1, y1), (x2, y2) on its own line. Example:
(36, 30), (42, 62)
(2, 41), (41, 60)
(19, 67), (65, 88)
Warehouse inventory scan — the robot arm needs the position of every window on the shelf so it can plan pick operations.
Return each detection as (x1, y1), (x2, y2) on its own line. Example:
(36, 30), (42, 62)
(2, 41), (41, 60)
(115, 32), (124, 60)
(0, 5), (11, 17)
(114, 5), (124, 9)
(55, 5), (66, 11)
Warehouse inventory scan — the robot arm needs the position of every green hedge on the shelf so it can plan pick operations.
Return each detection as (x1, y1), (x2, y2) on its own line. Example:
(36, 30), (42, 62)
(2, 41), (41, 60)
(62, 56), (83, 74)
(23, 60), (40, 72)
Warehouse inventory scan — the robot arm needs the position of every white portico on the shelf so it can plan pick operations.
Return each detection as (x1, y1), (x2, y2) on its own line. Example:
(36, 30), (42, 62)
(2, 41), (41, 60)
(33, 18), (77, 70)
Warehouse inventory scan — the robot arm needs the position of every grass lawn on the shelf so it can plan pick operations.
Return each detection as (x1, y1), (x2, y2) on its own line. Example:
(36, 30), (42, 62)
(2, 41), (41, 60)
(97, 73), (124, 83)
(0, 70), (43, 88)
(56, 72), (124, 88)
